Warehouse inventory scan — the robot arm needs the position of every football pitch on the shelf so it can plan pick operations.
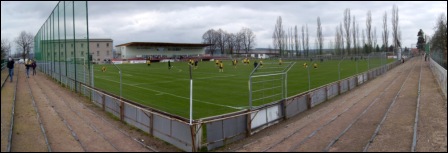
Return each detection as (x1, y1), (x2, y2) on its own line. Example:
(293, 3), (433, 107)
(93, 58), (395, 119)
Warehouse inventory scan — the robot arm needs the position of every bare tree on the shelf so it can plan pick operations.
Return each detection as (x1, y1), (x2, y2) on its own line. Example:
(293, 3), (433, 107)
(344, 8), (351, 55)
(215, 29), (227, 55)
(366, 10), (372, 54)
(430, 13), (447, 54)
(339, 22), (345, 55)
(301, 25), (306, 57)
(335, 25), (341, 55)
(362, 29), (366, 52)
(294, 25), (300, 57)
(391, 5), (399, 54)
(273, 16), (285, 57)
(1, 38), (11, 60)
(317, 16), (324, 55)
(373, 27), (378, 52)
(356, 23), (360, 54)
(352, 16), (357, 55)
(225, 33), (235, 55)
(235, 31), (245, 54)
(15, 31), (34, 61)
(305, 24), (310, 57)
(398, 26), (402, 50)
(241, 27), (256, 54)
(382, 11), (389, 52)
(290, 27), (294, 56)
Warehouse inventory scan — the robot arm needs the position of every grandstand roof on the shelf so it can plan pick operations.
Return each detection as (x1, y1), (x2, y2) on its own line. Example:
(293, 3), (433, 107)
(115, 42), (213, 48)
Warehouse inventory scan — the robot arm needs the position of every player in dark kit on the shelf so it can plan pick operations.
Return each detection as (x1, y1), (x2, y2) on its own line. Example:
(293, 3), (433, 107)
(168, 60), (172, 70)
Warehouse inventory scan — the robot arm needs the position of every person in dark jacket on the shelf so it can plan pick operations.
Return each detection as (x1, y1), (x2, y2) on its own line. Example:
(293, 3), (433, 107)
(31, 59), (37, 75)
(7, 57), (15, 82)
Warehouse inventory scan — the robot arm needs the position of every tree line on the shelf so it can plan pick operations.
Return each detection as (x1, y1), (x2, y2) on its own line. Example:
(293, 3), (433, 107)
(202, 27), (256, 56)
(272, 5), (403, 58)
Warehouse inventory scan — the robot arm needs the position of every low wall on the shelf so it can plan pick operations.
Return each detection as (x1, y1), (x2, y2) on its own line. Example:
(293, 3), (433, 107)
(429, 58), (447, 99)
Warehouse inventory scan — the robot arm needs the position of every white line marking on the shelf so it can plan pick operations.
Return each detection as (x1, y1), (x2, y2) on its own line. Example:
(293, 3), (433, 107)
(96, 77), (244, 110)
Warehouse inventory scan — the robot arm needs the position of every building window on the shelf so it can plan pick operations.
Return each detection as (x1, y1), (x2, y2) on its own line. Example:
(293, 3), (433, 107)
(61, 44), (64, 48)
(61, 52), (64, 56)
(106, 43), (109, 47)
(71, 44), (73, 48)
(81, 43), (84, 48)
(97, 58), (100, 61)
(71, 51), (74, 55)
(97, 51), (100, 56)
(107, 50), (109, 56)
(81, 51), (84, 56)
(97, 43), (99, 48)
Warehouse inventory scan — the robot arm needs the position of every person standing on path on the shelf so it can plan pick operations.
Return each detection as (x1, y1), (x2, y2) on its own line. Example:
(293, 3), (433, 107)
(25, 59), (31, 78)
(31, 59), (37, 75)
(7, 56), (15, 82)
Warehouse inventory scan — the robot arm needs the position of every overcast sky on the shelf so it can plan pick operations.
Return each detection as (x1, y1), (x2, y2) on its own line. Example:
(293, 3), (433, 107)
(1, 1), (446, 54)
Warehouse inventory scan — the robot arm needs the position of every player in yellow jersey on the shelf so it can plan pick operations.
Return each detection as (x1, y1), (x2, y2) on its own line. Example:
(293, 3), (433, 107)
(101, 66), (107, 72)
(219, 61), (224, 72)
(215, 59), (219, 67)
(279, 58), (283, 65)
(232, 59), (237, 68)
(313, 63), (318, 69)
(146, 59), (151, 66)
(259, 60), (263, 68)
(303, 62), (308, 68)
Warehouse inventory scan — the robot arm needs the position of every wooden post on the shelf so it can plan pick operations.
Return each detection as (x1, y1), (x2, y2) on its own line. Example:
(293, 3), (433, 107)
(338, 81), (341, 95)
(307, 93), (312, 109)
(246, 111), (252, 137)
(120, 101), (124, 121)
(150, 113), (154, 135)
(102, 94), (105, 111)
(190, 125), (197, 152)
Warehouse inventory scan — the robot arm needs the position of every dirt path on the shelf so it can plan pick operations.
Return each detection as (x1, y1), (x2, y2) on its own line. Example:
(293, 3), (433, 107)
(217, 57), (447, 152)
(30, 68), (181, 152)
(1, 67), (17, 152)
(416, 61), (447, 152)
(1, 65), (181, 152)
(11, 66), (49, 152)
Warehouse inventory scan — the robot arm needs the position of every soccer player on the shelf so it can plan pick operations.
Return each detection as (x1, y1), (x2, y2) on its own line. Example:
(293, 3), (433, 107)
(303, 62), (308, 68)
(101, 66), (107, 72)
(232, 59), (237, 68)
(313, 63), (318, 69)
(279, 58), (283, 65)
(219, 60), (224, 72)
(168, 60), (172, 70)
(259, 60), (263, 68)
(147, 59), (151, 66)
(215, 59), (219, 66)
(194, 59), (199, 69)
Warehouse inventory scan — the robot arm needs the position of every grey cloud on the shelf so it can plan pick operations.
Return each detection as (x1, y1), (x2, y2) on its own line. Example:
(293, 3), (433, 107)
(2, 1), (447, 54)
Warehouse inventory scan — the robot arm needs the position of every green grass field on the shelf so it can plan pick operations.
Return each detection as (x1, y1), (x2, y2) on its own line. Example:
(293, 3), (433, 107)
(94, 58), (395, 119)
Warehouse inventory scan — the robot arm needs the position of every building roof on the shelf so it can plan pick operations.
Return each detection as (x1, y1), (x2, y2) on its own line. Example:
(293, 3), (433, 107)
(115, 42), (212, 48)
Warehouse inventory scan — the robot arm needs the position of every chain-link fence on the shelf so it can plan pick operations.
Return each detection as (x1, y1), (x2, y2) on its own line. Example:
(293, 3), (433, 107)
(34, 1), (91, 96)
(430, 49), (447, 69)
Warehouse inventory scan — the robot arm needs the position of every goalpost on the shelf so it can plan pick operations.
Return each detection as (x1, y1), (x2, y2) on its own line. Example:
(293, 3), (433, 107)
(248, 61), (295, 109)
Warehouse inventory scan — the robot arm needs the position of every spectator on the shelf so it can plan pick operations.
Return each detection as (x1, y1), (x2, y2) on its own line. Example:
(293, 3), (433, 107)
(31, 59), (37, 75)
(25, 59), (32, 78)
(7, 57), (15, 82)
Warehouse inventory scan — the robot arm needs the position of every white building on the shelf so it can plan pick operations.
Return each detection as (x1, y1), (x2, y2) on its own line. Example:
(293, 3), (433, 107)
(115, 42), (211, 60)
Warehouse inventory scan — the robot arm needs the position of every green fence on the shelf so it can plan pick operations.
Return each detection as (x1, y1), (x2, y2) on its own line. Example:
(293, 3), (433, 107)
(34, 1), (90, 95)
